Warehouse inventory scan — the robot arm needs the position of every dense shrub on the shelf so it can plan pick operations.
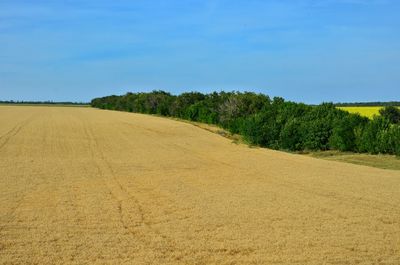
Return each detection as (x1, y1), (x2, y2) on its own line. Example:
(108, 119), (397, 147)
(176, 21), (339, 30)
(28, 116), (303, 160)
(378, 124), (400, 155)
(358, 116), (390, 154)
(329, 114), (368, 151)
(279, 118), (303, 151)
(389, 126), (400, 156)
(379, 106), (400, 124)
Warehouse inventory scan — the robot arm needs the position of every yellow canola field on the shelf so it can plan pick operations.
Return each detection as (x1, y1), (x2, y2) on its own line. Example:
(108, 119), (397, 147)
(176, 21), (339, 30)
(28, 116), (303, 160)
(338, 106), (399, 119)
(1, 106), (400, 264)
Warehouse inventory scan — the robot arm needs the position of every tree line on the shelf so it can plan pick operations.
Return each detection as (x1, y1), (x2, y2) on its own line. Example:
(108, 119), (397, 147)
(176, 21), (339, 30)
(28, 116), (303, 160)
(335, 101), (400, 107)
(91, 91), (400, 156)
(0, 100), (89, 105)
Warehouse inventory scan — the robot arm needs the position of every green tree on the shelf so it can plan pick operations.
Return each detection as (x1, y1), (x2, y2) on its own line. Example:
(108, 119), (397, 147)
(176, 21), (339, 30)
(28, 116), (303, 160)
(280, 118), (303, 151)
(359, 116), (390, 154)
(379, 106), (400, 124)
(329, 114), (367, 151)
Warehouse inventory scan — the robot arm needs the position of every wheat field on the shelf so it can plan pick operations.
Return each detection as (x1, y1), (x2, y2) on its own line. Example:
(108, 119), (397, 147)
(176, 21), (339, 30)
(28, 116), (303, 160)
(1, 106), (399, 264)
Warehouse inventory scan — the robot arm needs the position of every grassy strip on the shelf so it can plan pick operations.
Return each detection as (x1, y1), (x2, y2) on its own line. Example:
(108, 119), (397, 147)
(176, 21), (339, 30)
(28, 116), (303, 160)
(172, 116), (400, 170)
(170, 117), (244, 144)
(307, 151), (400, 171)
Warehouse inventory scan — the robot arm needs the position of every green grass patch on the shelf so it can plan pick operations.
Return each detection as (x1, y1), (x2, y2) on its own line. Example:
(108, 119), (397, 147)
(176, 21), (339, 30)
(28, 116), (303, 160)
(307, 150), (400, 170)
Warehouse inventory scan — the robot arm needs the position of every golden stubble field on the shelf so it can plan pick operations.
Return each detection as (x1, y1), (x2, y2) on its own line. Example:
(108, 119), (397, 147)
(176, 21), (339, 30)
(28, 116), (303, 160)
(0, 106), (399, 264)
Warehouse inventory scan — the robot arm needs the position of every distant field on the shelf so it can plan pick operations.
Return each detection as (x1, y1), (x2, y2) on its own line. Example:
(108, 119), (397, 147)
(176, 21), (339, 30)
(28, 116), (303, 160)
(338, 106), (383, 118)
(338, 106), (400, 119)
(0, 103), (90, 107)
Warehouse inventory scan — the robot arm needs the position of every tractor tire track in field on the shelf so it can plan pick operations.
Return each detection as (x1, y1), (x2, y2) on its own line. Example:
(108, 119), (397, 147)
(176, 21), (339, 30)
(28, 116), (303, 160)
(0, 115), (34, 150)
(80, 117), (184, 262)
(0, 114), (39, 234)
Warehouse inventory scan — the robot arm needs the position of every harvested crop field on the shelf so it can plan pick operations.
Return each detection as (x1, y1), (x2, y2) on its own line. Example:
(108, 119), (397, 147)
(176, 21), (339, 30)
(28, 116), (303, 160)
(1, 106), (400, 265)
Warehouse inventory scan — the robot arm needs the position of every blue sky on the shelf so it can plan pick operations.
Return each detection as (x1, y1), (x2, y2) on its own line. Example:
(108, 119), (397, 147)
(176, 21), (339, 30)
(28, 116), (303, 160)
(0, 0), (399, 103)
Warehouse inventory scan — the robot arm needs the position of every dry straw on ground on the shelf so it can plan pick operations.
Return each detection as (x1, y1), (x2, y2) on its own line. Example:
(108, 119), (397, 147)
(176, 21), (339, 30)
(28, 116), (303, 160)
(1, 106), (399, 264)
